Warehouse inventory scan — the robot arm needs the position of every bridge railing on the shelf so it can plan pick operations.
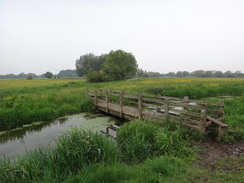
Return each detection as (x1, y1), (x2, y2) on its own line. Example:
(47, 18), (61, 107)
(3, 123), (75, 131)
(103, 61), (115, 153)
(87, 89), (226, 136)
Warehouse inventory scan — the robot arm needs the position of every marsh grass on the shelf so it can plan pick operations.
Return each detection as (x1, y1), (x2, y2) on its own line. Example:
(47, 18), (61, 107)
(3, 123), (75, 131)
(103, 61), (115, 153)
(66, 156), (185, 183)
(0, 119), (243, 183)
(0, 128), (118, 183)
(117, 119), (193, 163)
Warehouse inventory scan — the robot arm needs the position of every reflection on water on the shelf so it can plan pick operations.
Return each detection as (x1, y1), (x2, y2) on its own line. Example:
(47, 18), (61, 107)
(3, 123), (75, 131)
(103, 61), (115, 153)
(0, 118), (68, 144)
(0, 113), (123, 159)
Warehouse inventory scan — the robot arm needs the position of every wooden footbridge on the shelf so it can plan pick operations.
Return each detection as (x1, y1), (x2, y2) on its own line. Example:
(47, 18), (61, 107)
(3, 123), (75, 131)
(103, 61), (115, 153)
(87, 89), (228, 139)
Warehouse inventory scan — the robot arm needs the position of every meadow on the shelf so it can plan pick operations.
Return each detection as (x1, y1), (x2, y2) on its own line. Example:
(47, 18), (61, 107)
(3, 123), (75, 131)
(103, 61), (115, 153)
(0, 77), (243, 132)
(0, 77), (244, 182)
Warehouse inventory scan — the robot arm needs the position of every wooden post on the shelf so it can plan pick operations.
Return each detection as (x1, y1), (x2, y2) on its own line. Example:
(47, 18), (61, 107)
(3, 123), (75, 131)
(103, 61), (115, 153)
(120, 91), (124, 118)
(200, 104), (207, 134)
(218, 101), (224, 119)
(138, 93), (142, 119)
(164, 98), (169, 119)
(183, 96), (189, 102)
(218, 126), (227, 139)
(94, 90), (97, 106)
(105, 90), (109, 113)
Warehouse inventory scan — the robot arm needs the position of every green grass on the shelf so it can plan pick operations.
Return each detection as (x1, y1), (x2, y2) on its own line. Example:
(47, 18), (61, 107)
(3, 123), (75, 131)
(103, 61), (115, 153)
(0, 77), (244, 182)
(0, 77), (244, 131)
(0, 119), (244, 183)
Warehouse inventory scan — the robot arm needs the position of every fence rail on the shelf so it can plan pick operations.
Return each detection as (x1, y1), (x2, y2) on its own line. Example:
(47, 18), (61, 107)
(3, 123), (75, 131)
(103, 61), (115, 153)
(87, 89), (227, 138)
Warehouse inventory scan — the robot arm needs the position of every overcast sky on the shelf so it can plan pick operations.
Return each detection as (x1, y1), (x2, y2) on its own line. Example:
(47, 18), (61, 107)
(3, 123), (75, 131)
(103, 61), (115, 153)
(0, 0), (243, 75)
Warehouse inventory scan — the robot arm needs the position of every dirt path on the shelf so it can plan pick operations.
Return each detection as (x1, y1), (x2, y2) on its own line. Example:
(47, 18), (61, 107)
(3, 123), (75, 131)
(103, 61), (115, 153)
(197, 140), (244, 169)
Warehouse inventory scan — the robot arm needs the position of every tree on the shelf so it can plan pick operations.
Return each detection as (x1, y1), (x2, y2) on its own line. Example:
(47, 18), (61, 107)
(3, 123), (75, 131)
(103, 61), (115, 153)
(191, 70), (205, 77)
(176, 71), (183, 77)
(204, 71), (214, 77)
(137, 68), (148, 77)
(166, 72), (175, 77)
(58, 69), (77, 77)
(182, 71), (190, 77)
(26, 74), (33, 80)
(103, 50), (138, 80)
(214, 71), (223, 77)
(45, 71), (53, 78)
(75, 53), (107, 77)
(224, 71), (234, 78)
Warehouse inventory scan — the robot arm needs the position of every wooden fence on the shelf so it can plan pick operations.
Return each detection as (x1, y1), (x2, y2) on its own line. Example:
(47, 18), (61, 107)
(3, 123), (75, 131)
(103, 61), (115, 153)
(87, 89), (227, 138)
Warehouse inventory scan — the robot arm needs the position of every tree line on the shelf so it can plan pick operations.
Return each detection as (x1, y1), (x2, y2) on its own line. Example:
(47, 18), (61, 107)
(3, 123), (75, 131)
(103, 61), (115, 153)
(1, 49), (243, 80)
(0, 70), (78, 79)
(149, 70), (243, 78)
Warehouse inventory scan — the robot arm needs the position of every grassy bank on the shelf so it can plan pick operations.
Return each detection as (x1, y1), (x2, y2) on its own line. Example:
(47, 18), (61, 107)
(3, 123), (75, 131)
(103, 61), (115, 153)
(1, 120), (243, 183)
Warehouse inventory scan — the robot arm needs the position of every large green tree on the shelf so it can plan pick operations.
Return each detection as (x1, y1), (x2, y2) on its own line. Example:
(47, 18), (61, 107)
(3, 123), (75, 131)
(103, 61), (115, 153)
(75, 53), (107, 77)
(103, 50), (138, 80)
(45, 71), (53, 79)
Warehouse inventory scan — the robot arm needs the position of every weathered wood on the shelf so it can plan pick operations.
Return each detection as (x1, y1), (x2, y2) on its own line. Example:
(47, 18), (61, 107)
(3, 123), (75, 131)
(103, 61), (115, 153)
(200, 104), (207, 134)
(94, 90), (97, 105)
(120, 91), (124, 118)
(206, 116), (228, 127)
(87, 89), (227, 138)
(164, 98), (169, 118)
(138, 93), (143, 119)
(105, 90), (109, 113)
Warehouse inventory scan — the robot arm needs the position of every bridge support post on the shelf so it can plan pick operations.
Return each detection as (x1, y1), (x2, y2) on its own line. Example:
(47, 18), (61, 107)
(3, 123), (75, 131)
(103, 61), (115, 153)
(200, 104), (207, 134)
(105, 90), (109, 113)
(138, 93), (142, 119)
(94, 90), (97, 105)
(164, 98), (169, 119)
(120, 91), (124, 118)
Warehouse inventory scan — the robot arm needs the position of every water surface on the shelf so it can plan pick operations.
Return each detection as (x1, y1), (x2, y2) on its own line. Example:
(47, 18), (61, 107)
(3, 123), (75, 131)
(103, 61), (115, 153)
(0, 113), (122, 159)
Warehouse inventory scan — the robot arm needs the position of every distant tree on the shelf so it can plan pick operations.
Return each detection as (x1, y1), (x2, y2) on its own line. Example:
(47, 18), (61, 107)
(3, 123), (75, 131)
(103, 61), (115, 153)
(204, 71), (214, 77)
(75, 53), (107, 77)
(214, 71), (223, 77)
(137, 69), (148, 77)
(86, 50), (138, 82)
(166, 72), (175, 77)
(182, 71), (190, 77)
(26, 74), (33, 80)
(58, 69), (77, 78)
(147, 71), (162, 77)
(176, 71), (183, 77)
(191, 70), (205, 77)
(224, 71), (234, 78)
(45, 71), (53, 78)
(18, 72), (27, 78)
(103, 50), (138, 80)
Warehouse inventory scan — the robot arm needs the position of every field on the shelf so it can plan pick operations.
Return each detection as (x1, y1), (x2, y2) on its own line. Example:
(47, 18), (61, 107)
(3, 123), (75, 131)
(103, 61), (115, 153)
(0, 77), (244, 182)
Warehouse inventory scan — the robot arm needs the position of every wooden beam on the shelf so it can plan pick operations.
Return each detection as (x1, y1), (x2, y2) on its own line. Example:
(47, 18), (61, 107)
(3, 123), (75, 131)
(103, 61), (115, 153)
(207, 116), (228, 127)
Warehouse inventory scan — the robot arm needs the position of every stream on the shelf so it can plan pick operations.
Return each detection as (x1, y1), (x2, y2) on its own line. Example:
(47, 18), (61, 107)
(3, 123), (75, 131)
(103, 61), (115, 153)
(0, 113), (122, 159)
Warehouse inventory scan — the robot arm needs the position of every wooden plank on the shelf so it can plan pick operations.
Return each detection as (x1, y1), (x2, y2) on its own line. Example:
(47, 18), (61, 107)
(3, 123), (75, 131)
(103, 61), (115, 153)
(169, 102), (202, 110)
(142, 98), (165, 104)
(207, 116), (228, 127)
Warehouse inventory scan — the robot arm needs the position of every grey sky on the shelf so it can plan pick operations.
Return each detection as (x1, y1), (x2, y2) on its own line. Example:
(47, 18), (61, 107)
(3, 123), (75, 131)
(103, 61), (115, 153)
(0, 0), (243, 75)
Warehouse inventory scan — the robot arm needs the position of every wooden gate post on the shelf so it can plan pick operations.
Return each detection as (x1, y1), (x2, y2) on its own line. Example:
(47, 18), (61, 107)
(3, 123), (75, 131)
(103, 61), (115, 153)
(138, 93), (142, 119)
(200, 104), (207, 134)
